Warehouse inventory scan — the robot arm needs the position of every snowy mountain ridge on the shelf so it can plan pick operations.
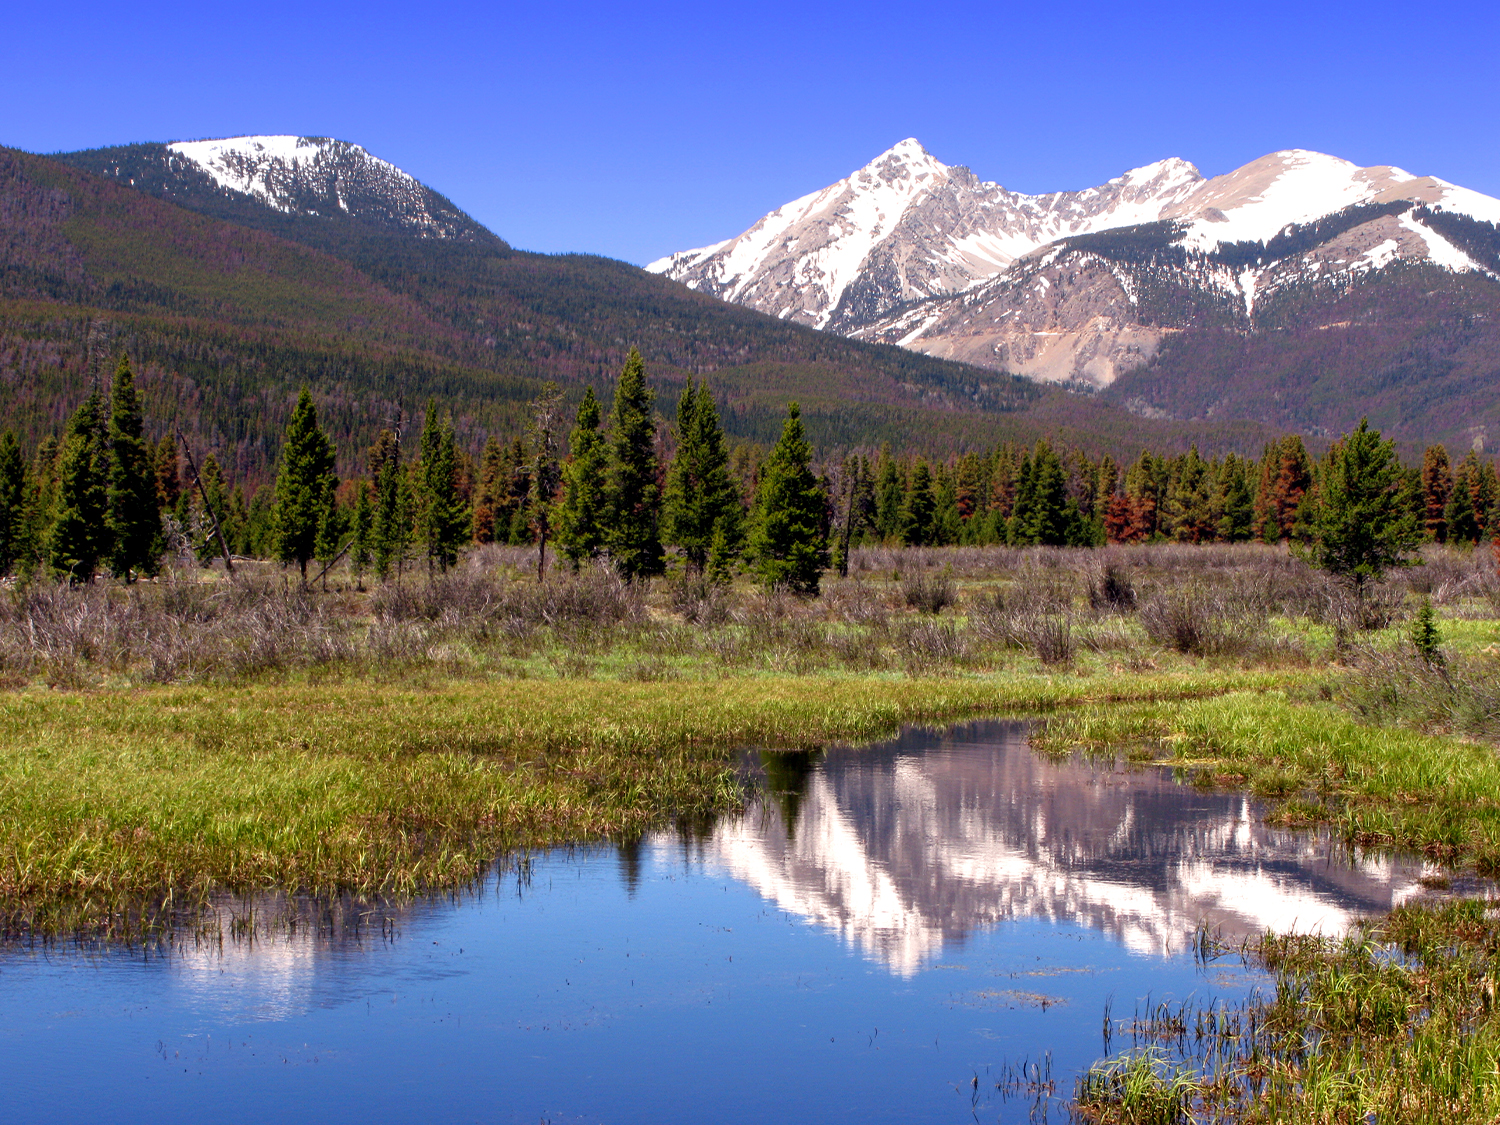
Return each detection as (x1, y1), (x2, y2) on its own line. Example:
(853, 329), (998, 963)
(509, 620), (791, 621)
(649, 141), (1500, 388)
(153, 135), (481, 239)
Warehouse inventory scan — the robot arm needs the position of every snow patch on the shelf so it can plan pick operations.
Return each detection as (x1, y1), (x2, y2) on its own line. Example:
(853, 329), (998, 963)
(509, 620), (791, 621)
(1399, 211), (1485, 273)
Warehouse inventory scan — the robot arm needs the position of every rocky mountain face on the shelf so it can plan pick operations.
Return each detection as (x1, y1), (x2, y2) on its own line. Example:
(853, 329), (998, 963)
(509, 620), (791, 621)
(58, 136), (493, 242)
(650, 142), (1500, 394)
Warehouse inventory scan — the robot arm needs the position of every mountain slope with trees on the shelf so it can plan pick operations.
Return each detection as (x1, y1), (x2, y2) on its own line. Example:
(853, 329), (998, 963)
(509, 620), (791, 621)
(6, 141), (1272, 475)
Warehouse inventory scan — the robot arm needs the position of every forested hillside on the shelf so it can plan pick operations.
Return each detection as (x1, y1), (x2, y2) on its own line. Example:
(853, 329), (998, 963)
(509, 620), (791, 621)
(0, 143), (1271, 485)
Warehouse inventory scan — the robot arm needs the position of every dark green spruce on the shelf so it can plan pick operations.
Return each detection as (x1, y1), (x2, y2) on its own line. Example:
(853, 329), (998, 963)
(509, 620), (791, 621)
(272, 388), (338, 580)
(417, 401), (469, 573)
(555, 387), (608, 570)
(603, 349), (663, 580)
(105, 356), (162, 579)
(746, 402), (828, 595)
(46, 391), (109, 582)
(0, 432), (29, 575)
(662, 379), (742, 576)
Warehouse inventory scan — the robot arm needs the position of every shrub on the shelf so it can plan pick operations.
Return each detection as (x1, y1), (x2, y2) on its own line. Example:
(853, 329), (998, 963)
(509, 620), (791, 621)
(901, 569), (956, 615)
(1088, 563), (1137, 612)
(1030, 614), (1074, 666)
(1139, 586), (1265, 656)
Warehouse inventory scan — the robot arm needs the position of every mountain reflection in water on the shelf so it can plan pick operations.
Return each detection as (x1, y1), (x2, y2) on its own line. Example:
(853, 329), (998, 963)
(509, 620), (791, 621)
(677, 720), (1441, 976)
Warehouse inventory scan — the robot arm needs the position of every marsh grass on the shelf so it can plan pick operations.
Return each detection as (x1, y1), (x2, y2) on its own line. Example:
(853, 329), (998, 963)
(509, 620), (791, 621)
(1075, 899), (1500, 1124)
(0, 668), (1290, 937)
(1343, 645), (1500, 742)
(3, 541), (1495, 935)
(1034, 690), (1500, 870)
(1, 541), (1459, 690)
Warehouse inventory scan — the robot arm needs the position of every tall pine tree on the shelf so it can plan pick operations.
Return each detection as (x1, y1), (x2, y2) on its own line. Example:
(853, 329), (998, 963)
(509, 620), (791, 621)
(1420, 445), (1453, 542)
(1445, 459), (1481, 545)
(900, 460), (936, 546)
(272, 388), (337, 580)
(1300, 419), (1420, 599)
(417, 402), (469, 573)
(603, 349), (663, 580)
(106, 356), (162, 579)
(662, 379), (742, 575)
(0, 431), (29, 576)
(46, 392), (109, 582)
(371, 429), (413, 581)
(746, 403), (828, 594)
(555, 387), (609, 570)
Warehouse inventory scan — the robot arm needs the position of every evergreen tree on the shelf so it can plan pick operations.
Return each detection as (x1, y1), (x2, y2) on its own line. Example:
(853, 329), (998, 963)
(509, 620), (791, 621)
(1474, 458), (1499, 537)
(555, 387), (609, 570)
(747, 403), (828, 594)
(1216, 454), (1256, 542)
(471, 436), (506, 545)
(662, 379), (742, 575)
(1254, 436), (1313, 542)
(954, 453), (984, 524)
(526, 383), (565, 581)
(900, 459), (937, 546)
(417, 402), (469, 573)
(1299, 419), (1420, 599)
(1123, 450), (1167, 541)
(1165, 445), (1217, 543)
(46, 392), (109, 582)
(154, 434), (181, 511)
(350, 481), (373, 589)
(503, 437), (533, 544)
(873, 446), (904, 542)
(1011, 441), (1078, 546)
(224, 486), (250, 557)
(0, 431), (28, 576)
(272, 388), (337, 580)
(1444, 459), (1481, 545)
(989, 448), (1019, 521)
(370, 429), (404, 579)
(602, 348), (664, 580)
(105, 356), (161, 579)
(313, 483), (346, 586)
(242, 486), (276, 559)
(932, 464), (962, 546)
(1095, 456), (1120, 515)
(28, 437), (60, 567)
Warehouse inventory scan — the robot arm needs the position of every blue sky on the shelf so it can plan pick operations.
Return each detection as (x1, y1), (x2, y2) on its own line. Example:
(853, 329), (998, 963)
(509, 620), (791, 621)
(4, 0), (1497, 265)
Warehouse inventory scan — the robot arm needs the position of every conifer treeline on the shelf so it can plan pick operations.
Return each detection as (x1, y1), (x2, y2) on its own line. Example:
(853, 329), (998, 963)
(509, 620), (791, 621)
(3, 349), (1500, 586)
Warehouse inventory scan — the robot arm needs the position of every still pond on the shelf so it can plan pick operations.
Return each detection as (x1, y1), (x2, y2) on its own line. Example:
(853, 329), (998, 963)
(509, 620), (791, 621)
(0, 719), (1470, 1123)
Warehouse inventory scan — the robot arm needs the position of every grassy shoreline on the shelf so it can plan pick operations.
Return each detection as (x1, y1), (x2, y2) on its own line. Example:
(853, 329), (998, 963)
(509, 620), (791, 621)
(1, 667), (1291, 934)
(1034, 687), (1500, 872)
(1076, 898), (1500, 1123)
(2, 539), (1496, 933)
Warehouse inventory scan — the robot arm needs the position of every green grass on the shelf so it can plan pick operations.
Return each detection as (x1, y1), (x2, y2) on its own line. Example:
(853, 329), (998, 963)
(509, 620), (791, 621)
(1076, 899), (1500, 1123)
(1034, 689), (1500, 870)
(0, 667), (1287, 934)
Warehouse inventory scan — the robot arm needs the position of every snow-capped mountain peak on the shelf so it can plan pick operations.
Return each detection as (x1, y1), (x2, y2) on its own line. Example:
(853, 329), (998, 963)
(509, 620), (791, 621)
(648, 141), (1217, 330)
(162, 135), (479, 239)
(167, 136), (380, 209)
(651, 140), (1500, 390)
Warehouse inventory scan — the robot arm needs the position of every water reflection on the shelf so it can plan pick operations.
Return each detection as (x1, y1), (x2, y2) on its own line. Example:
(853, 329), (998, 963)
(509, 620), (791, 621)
(6, 720), (1486, 1124)
(676, 720), (1455, 975)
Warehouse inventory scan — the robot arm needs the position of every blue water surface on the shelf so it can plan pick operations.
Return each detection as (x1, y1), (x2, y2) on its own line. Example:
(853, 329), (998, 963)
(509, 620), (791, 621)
(0, 720), (1459, 1124)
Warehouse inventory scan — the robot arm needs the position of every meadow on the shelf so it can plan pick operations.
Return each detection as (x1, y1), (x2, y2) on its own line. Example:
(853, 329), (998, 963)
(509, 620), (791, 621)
(2, 541), (1497, 933)
(4, 541), (1499, 1120)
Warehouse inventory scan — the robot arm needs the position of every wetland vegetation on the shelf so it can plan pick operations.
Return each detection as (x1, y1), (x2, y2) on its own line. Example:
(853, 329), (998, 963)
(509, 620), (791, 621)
(1, 539), (1496, 936)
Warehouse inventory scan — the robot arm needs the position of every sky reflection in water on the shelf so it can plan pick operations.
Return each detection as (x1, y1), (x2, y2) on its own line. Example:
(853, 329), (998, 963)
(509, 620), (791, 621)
(0, 720), (1468, 1123)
